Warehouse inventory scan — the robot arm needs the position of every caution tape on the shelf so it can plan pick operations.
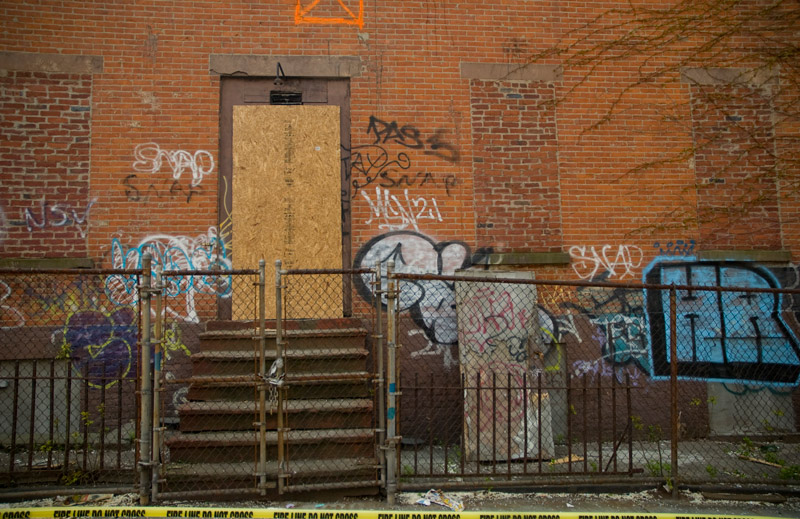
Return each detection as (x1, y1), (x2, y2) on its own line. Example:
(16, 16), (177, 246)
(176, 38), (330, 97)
(0, 509), (784, 519)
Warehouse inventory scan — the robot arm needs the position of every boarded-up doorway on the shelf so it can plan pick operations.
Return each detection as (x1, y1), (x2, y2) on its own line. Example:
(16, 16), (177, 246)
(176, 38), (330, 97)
(232, 105), (343, 318)
(219, 77), (352, 319)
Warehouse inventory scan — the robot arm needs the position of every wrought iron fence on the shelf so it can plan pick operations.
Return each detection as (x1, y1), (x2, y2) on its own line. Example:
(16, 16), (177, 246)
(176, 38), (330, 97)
(389, 267), (800, 491)
(2, 261), (800, 500)
(0, 268), (141, 489)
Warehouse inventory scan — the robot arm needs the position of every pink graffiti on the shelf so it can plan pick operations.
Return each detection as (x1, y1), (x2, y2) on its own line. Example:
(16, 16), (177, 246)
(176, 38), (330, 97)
(466, 362), (530, 434)
(460, 288), (535, 356)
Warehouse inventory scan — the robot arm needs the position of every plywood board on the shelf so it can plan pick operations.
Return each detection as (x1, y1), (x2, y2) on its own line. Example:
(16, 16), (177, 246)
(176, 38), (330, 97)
(455, 270), (554, 461)
(232, 105), (342, 319)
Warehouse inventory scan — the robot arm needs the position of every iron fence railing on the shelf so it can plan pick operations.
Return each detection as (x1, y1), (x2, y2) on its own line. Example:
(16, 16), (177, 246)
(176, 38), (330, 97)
(0, 268), (141, 489)
(2, 261), (800, 501)
(389, 267), (800, 493)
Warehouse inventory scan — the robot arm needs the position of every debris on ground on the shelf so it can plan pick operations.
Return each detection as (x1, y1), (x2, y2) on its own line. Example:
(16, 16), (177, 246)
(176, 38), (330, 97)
(416, 489), (465, 512)
(56, 494), (114, 506)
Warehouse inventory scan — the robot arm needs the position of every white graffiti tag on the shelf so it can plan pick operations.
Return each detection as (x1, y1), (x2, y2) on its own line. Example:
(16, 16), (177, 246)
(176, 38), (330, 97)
(105, 227), (231, 323)
(361, 187), (443, 232)
(0, 280), (24, 329)
(24, 199), (96, 238)
(569, 245), (643, 280)
(133, 142), (215, 188)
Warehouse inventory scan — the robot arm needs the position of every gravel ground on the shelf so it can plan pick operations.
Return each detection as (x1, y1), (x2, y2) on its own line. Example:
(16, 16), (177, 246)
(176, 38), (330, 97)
(2, 489), (800, 517)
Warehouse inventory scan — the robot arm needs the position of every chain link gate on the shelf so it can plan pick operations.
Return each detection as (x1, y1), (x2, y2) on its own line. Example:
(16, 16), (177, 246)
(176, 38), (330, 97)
(147, 258), (263, 501)
(272, 263), (383, 495)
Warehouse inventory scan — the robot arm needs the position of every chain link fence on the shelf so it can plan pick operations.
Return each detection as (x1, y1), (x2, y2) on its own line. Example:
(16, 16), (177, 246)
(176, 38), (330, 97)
(0, 269), (141, 489)
(154, 266), (260, 499)
(275, 267), (381, 495)
(2, 262), (800, 499)
(390, 268), (800, 490)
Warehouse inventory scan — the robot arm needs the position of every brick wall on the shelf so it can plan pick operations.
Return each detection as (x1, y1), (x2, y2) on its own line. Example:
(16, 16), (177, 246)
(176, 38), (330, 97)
(0, 71), (93, 258)
(690, 83), (781, 249)
(0, 1), (795, 272)
(470, 79), (562, 253)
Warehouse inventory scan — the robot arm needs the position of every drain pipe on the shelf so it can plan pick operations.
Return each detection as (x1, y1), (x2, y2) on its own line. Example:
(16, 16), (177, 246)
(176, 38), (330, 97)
(385, 260), (398, 505)
(138, 253), (153, 505)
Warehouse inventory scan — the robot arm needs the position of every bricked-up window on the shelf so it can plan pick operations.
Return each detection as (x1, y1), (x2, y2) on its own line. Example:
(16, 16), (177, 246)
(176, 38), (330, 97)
(470, 80), (562, 253)
(690, 83), (780, 249)
(0, 71), (92, 258)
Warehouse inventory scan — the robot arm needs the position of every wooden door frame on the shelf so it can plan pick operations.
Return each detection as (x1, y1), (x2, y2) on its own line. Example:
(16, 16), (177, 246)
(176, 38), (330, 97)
(218, 75), (352, 317)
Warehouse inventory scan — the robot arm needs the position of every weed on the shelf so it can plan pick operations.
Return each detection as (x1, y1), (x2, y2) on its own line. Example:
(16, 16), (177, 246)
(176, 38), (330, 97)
(737, 437), (755, 458)
(646, 460), (671, 477)
(779, 465), (800, 480)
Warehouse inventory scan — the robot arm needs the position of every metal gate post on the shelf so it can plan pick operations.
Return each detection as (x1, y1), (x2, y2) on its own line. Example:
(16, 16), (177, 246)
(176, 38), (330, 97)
(138, 253), (153, 505)
(258, 259), (268, 495)
(275, 260), (287, 494)
(669, 285), (679, 497)
(373, 261), (386, 488)
(385, 260), (398, 504)
(151, 265), (164, 500)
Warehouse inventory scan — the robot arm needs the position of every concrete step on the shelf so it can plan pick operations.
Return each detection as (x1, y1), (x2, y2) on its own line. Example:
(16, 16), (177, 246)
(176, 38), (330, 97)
(185, 372), (372, 401)
(191, 348), (369, 377)
(165, 428), (376, 463)
(205, 318), (368, 333)
(177, 398), (374, 432)
(159, 457), (379, 496)
(196, 328), (369, 353)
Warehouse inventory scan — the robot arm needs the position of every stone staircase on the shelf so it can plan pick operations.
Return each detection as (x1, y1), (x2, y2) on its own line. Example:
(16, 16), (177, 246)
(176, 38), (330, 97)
(161, 318), (381, 497)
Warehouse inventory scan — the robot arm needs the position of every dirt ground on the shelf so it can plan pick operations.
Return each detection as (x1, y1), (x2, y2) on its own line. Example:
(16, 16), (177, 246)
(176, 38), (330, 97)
(2, 488), (800, 518)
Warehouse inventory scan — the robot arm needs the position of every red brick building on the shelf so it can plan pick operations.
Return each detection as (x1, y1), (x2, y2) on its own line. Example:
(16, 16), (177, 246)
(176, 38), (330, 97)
(2, 1), (800, 491)
(2, 0), (796, 275)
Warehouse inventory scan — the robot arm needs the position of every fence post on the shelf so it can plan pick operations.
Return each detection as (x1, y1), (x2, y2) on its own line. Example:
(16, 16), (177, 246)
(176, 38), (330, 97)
(139, 253), (153, 505)
(151, 264), (163, 500)
(669, 285), (679, 497)
(275, 260), (286, 494)
(385, 260), (398, 504)
(373, 260), (386, 488)
(258, 259), (268, 495)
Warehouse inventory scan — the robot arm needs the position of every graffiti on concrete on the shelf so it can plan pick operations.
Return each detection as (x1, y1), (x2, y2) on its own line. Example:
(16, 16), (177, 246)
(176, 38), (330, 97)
(105, 227), (231, 322)
(59, 307), (137, 389)
(645, 259), (800, 384)
(354, 231), (480, 347)
(561, 272), (651, 376)
(0, 279), (24, 329)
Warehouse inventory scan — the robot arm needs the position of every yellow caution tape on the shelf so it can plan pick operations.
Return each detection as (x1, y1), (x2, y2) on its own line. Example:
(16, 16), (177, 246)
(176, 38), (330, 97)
(0, 509), (783, 519)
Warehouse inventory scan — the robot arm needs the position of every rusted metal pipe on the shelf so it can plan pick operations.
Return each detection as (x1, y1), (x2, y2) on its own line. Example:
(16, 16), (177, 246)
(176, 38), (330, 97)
(385, 260), (398, 505)
(258, 259), (268, 496)
(670, 285), (679, 497)
(138, 253), (153, 505)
